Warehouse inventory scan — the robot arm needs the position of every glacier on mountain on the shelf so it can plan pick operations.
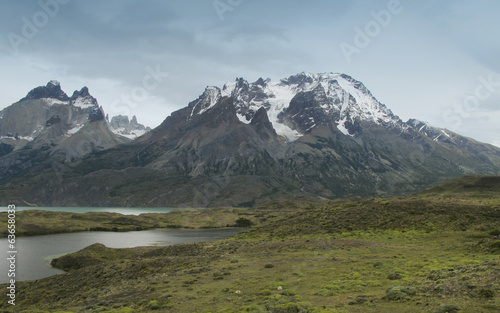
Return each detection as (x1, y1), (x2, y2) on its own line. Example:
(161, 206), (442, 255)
(190, 72), (402, 142)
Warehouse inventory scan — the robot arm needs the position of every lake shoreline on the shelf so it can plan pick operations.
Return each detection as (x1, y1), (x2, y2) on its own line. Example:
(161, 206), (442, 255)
(0, 206), (179, 215)
(0, 228), (245, 284)
(0, 206), (262, 237)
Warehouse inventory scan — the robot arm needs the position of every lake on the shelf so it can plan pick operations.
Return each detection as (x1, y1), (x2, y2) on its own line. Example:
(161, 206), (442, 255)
(0, 207), (178, 215)
(0, 228), (242, 284)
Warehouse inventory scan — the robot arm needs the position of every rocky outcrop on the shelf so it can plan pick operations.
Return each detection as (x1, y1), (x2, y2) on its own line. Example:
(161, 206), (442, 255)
(0, 81), (130, 180)
(109, 115), (151, 139)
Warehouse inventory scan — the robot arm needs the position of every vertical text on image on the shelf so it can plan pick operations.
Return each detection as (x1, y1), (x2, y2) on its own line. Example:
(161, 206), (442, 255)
(6, 204), (17, 306)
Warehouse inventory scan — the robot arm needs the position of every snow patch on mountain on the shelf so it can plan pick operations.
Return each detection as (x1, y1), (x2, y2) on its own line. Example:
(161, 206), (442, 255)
(72, 97), (96, 109)
(236, 113), (250, 124)
(1, 135), (35, 141)
(67, 124), (84, 136)
(337, 117), (352, 137)
(190, 87), (222, 117)
(111, 128), (149, 140)
(43, 99), (68, 106)
(261, 82), (302, 141)
(334, 75), (394, 124)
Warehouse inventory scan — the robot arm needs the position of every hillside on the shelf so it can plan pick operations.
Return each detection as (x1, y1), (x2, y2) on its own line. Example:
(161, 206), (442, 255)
(418, 175), (500, 199)
(2, 176), (499, 312)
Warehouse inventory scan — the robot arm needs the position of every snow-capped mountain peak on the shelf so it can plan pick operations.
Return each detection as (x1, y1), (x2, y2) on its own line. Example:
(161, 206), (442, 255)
(0, 81), (150, 154)
(48, 80), (60, 87)
(70, 87), (98, 109)
(189, 72), (401, 142)
(20, 80), (70, 102)
(109, 114), (151, 139)
(194, 86), (222, 116)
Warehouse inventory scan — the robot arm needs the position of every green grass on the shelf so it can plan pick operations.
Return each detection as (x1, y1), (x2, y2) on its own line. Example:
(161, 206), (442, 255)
(1, 176), (500, 312)
(5, 227), (499, 312)
(0, 207), (269, 236)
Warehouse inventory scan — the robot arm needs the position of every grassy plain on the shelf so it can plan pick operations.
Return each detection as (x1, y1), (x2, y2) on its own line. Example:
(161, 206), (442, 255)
(1, 176), (500, 312)
(0, 207), (265, 236)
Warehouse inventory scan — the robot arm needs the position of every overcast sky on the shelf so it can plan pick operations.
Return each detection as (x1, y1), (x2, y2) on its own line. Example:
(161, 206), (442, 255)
(1, 0), (499, 147)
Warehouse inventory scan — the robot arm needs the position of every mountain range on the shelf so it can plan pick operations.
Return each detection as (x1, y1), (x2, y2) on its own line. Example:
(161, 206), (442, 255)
(0, 81), (149, 183)
(1, 73), (499, 207)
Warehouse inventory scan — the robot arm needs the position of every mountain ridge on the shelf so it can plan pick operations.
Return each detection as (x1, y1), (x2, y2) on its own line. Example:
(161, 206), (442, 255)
(0, 81), (151, 180)
(1, 73), (499, 207)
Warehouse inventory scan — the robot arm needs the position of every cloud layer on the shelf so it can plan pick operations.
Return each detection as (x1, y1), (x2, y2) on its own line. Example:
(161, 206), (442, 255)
(0, 0), (498, 146)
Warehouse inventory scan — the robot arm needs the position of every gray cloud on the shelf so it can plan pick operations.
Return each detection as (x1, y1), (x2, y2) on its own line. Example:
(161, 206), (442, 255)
(0, 0), (499, 147)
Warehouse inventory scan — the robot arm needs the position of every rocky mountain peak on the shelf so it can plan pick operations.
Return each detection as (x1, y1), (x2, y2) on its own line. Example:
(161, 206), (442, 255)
(282, 72), (317, 85)
(191, 72), (402, 141)
(131, 115), (138, 125)
(0, 80), (134, 175)
(235, 77), (250, 91)
(71, 86), (91, 99)
(251, 107), (271, 125)
(70, 86), (98, 110)
(112, 115), (131, 127)
(189, 86), (222, 116)
(20, 80), (70, 102)
(253, 77), (269, 87)
(109, 114), (151, 139)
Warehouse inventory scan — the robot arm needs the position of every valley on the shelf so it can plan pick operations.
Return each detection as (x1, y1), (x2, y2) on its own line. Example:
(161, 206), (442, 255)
(1, 176), (499, 312)
(2, 2), (498, 312)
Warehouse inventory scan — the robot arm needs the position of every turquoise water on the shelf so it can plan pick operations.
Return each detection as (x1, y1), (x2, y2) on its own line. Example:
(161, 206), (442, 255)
(0, 207), (178, 215)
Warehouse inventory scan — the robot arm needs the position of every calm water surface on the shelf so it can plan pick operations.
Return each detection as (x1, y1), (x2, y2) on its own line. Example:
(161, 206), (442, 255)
(0, 228), (242, 284)
(0, 207), (177, 215)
